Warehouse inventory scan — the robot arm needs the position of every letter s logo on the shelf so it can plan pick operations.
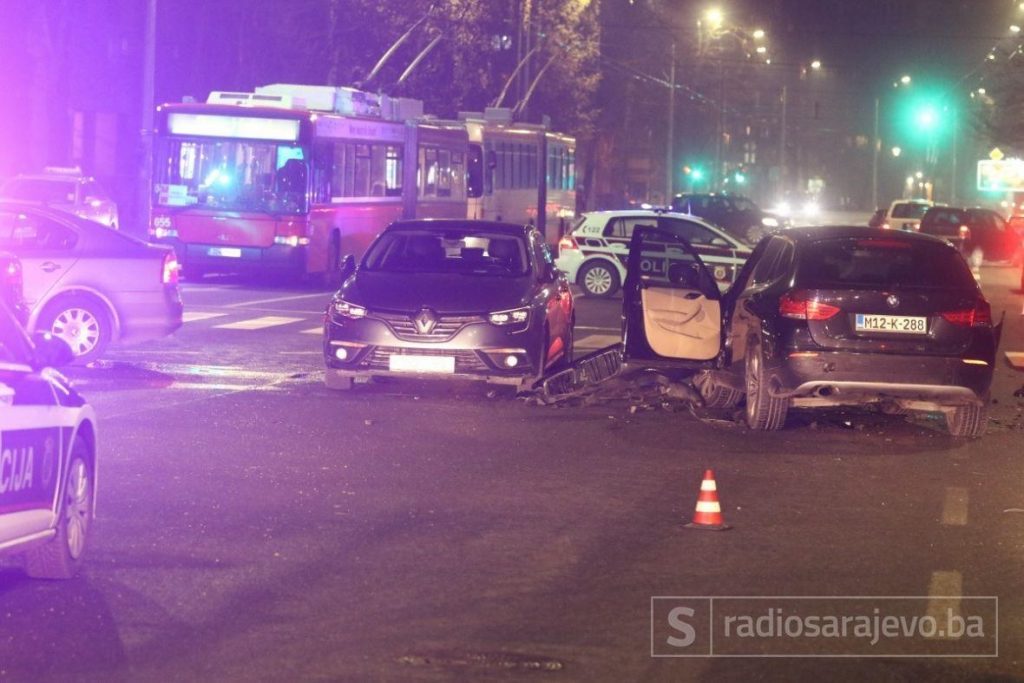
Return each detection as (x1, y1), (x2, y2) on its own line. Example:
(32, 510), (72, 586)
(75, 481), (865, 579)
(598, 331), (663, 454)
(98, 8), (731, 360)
(666, 606), (696, 648)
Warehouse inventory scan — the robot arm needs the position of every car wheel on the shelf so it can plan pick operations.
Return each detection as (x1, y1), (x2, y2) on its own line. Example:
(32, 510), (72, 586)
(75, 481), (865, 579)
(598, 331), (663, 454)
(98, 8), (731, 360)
(946, 403), (988, 438)
(579, 261), (620, 298)
(695, 370), (742, 409)
(744, 339), (788, 430)
(38, 296), (111, 364)
(325, 368), (354, 391)
(24, 438), (93, 579)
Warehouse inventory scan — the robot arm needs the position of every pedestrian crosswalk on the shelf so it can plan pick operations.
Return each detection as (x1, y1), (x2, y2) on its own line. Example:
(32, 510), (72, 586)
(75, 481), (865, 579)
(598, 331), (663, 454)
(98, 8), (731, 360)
(181, 310), (622, 347)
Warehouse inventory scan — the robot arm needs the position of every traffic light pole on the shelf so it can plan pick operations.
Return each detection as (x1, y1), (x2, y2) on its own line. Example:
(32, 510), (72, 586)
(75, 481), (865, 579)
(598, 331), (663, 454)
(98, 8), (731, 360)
(871, 96), (879, 210)
(666, 41), (676, 204)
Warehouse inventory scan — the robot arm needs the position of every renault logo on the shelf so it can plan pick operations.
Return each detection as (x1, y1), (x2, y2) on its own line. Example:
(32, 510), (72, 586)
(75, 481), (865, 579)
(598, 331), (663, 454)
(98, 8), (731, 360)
(886, 294), (900, 309)
(413, 308), (437, 334)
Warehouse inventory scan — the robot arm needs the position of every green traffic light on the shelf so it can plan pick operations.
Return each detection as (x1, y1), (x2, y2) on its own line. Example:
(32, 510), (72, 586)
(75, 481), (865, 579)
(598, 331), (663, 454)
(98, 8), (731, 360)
(916, 105), (938, 129)
(734, 172), (746, 184)
(690, 168), (705, 181)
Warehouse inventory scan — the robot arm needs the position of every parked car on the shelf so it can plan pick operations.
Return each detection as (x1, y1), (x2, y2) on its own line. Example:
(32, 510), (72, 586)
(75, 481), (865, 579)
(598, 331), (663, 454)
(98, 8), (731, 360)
(0, 251), (26, 324)
(621, 226), (1000, 437)
(670, 193), (789, 244)
(0, 299), (98, 578)
(0, 168), (119, 229)
(867, 207), (888, 229)
(918, 206), (1018, 263)
(555, 210), (752, 298)
(0, 201), (184, 362)
(324, 220), (574, 392)
(884, 199), (932, 231)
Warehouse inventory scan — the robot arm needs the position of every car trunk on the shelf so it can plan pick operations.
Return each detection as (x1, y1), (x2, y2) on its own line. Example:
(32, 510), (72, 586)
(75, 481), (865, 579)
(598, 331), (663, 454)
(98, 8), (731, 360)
(802, 287), (980, 356)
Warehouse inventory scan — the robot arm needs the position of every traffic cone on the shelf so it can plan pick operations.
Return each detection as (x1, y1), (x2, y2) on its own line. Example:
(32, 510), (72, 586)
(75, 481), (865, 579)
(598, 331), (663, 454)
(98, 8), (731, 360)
(685, 469), (732, 531)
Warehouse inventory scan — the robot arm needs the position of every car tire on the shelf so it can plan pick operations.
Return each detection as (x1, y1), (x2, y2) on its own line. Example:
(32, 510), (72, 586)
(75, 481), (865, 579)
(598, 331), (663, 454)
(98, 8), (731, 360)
(325, 368), (354, 391)
(744, 339), (788, 430)
(579, 261), (620, 298)
(37, 295), (112, 364)
(946, 403), (988, 438)
(695, 370), (742, 409)
(23, 438), (93, 579)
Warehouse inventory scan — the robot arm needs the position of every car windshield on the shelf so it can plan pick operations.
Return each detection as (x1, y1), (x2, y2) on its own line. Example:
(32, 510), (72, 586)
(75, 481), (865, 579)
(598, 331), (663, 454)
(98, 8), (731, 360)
(1, 179), (76, 204)
(363, 229), (529, 276)
(154, 136), (308, 214)
(796, 237), (977, 290)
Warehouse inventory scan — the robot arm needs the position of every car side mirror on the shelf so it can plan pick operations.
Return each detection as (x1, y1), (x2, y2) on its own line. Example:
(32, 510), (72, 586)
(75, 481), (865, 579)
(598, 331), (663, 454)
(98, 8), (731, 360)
(31, 332), (75, 369)
(340, 254), (356, 281)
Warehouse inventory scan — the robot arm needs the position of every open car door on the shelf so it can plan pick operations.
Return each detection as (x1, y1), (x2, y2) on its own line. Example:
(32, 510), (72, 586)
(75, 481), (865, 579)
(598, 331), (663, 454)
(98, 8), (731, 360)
(622, 225), (724, 368)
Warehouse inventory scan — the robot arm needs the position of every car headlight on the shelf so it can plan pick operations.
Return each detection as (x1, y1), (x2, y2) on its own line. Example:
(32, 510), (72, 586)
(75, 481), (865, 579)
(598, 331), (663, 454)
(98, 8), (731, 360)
(761, 216), (779, 228)
(332, 299), (367, 319)
(489, 307), (530, 326)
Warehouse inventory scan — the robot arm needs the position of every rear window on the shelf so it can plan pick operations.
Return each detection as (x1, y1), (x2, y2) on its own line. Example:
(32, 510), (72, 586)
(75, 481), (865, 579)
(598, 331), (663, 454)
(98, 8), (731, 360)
(1, 179), (77, 204)
(891, 202), (929, 219)
(796, 238), (976, 290)
(920, 208), (967, 236)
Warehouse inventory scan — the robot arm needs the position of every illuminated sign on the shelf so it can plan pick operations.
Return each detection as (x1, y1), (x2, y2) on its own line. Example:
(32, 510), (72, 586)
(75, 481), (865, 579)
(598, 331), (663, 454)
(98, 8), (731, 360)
(167, 113), (301, 142)
(977, 159), (1024, 192)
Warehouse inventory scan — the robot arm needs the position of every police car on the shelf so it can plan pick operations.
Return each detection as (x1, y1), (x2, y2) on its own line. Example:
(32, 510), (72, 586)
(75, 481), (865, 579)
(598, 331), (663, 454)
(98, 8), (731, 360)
(0, 301), (97, 578)
(555, 210), (752, 297)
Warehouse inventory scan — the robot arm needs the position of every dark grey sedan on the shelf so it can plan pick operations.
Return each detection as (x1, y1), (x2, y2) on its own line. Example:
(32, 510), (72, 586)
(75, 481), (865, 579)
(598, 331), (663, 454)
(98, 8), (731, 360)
(323, 220), (575, 392)
(0, 201), (184, 362)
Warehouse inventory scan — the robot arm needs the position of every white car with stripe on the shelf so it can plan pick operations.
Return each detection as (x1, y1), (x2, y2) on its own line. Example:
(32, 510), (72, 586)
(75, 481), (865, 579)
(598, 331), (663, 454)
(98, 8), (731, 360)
(0, 302), (98, 579)
(555, 210), (752, 297)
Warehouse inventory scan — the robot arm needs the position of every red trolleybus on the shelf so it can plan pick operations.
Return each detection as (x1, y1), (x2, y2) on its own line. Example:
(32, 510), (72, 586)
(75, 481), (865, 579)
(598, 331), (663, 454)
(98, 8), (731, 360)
(461, 109), (576, 244)
(151, 84), (468, 282)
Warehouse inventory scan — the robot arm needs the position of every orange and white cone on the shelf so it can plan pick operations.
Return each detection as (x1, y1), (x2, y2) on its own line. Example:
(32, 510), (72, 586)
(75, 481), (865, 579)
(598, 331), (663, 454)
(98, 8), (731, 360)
(685, 469), (732, 531)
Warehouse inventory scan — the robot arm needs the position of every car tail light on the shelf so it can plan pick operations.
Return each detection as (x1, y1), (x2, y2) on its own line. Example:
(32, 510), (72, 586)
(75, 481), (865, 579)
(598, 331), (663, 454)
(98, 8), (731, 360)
(779, 291), (841, 321)
(940, 300), (991, 327)
(162, 252), (180, 285)
(558, 236), (578, 254)
(881, 222), (891, 230)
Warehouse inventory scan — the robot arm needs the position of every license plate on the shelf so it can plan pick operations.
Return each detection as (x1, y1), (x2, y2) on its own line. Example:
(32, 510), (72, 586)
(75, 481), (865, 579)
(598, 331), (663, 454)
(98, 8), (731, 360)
(388, 354), (455, 374)
(207, 247), (242, 258)
(855, 314), (927, 334)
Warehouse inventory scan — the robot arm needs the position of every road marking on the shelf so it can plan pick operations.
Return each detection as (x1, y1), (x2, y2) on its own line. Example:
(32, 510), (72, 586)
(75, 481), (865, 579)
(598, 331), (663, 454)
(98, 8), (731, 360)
(576, 333), (621, 349)
(576, 325), (619, 332)
(1006, 351), (1024, 369)
(214, 316), (305, 330)
(225, 292), (331, 308)
(302, 327), (323, 335)
(941, 487), (969, 526)
(925, 570), (963, 638)
(182, 311), (228, 323)
(279, 350), (321, 355)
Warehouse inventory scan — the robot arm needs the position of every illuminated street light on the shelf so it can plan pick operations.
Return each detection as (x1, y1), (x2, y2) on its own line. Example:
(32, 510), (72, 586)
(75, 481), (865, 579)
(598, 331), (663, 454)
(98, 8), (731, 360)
(1012, 25), (1022, 33)
(810, 59), (822, 70)
(900, 74), (912, 85)
(756, 45), (767, 54)
(705, 7), (724, 29)
(891, 146), (902, 157)
(753, 29), (765, 40)
(915, 171), (924, 179)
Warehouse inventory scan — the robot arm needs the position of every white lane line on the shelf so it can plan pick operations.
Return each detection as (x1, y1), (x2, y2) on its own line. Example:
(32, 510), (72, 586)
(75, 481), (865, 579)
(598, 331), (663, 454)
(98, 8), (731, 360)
(301, 327), (323, 335)
(576, 333), (621, 349)
(925, 570), (963, 639)
(941, 487), (969, 526)
(225, 293), (331, 308)
(182, 311), (228, 323)
(214, 316), (304, 330)
(279, 350), (321, 355)
(575, 325), (620, 332)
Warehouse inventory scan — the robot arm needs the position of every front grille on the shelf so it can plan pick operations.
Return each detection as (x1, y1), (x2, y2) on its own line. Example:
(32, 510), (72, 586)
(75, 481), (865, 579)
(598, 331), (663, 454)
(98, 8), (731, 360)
(371, 311), (486, 342)
(362, 347), (491, 373)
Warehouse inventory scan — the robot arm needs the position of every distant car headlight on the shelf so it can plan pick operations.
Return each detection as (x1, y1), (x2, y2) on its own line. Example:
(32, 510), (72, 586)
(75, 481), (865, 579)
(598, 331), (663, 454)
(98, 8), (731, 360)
(332, 299), (367, 319)
(489, 307), (530, 326)
(802, 201), (821, 217)
(772, 201), (792, 217)
(761, 216), (779, 228)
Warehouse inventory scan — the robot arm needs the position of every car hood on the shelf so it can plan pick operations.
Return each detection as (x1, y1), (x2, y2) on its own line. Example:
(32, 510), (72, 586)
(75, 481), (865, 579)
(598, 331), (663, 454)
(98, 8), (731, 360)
(340, 271), (534, 314)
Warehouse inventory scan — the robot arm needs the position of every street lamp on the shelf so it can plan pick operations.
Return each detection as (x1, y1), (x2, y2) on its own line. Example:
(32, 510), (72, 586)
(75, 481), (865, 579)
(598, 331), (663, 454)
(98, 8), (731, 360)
(810, 59), (822, 70)
(705, 7), (724, 30)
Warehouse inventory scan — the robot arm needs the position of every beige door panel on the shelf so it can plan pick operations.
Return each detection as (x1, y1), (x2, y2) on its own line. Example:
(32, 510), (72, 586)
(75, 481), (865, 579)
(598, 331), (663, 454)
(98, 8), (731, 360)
(641, 286), (721, 360)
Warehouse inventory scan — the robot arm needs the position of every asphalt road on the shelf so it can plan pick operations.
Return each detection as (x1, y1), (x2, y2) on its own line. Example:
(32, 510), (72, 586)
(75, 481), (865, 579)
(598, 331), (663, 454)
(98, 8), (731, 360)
(1, 265), (1022, 682)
